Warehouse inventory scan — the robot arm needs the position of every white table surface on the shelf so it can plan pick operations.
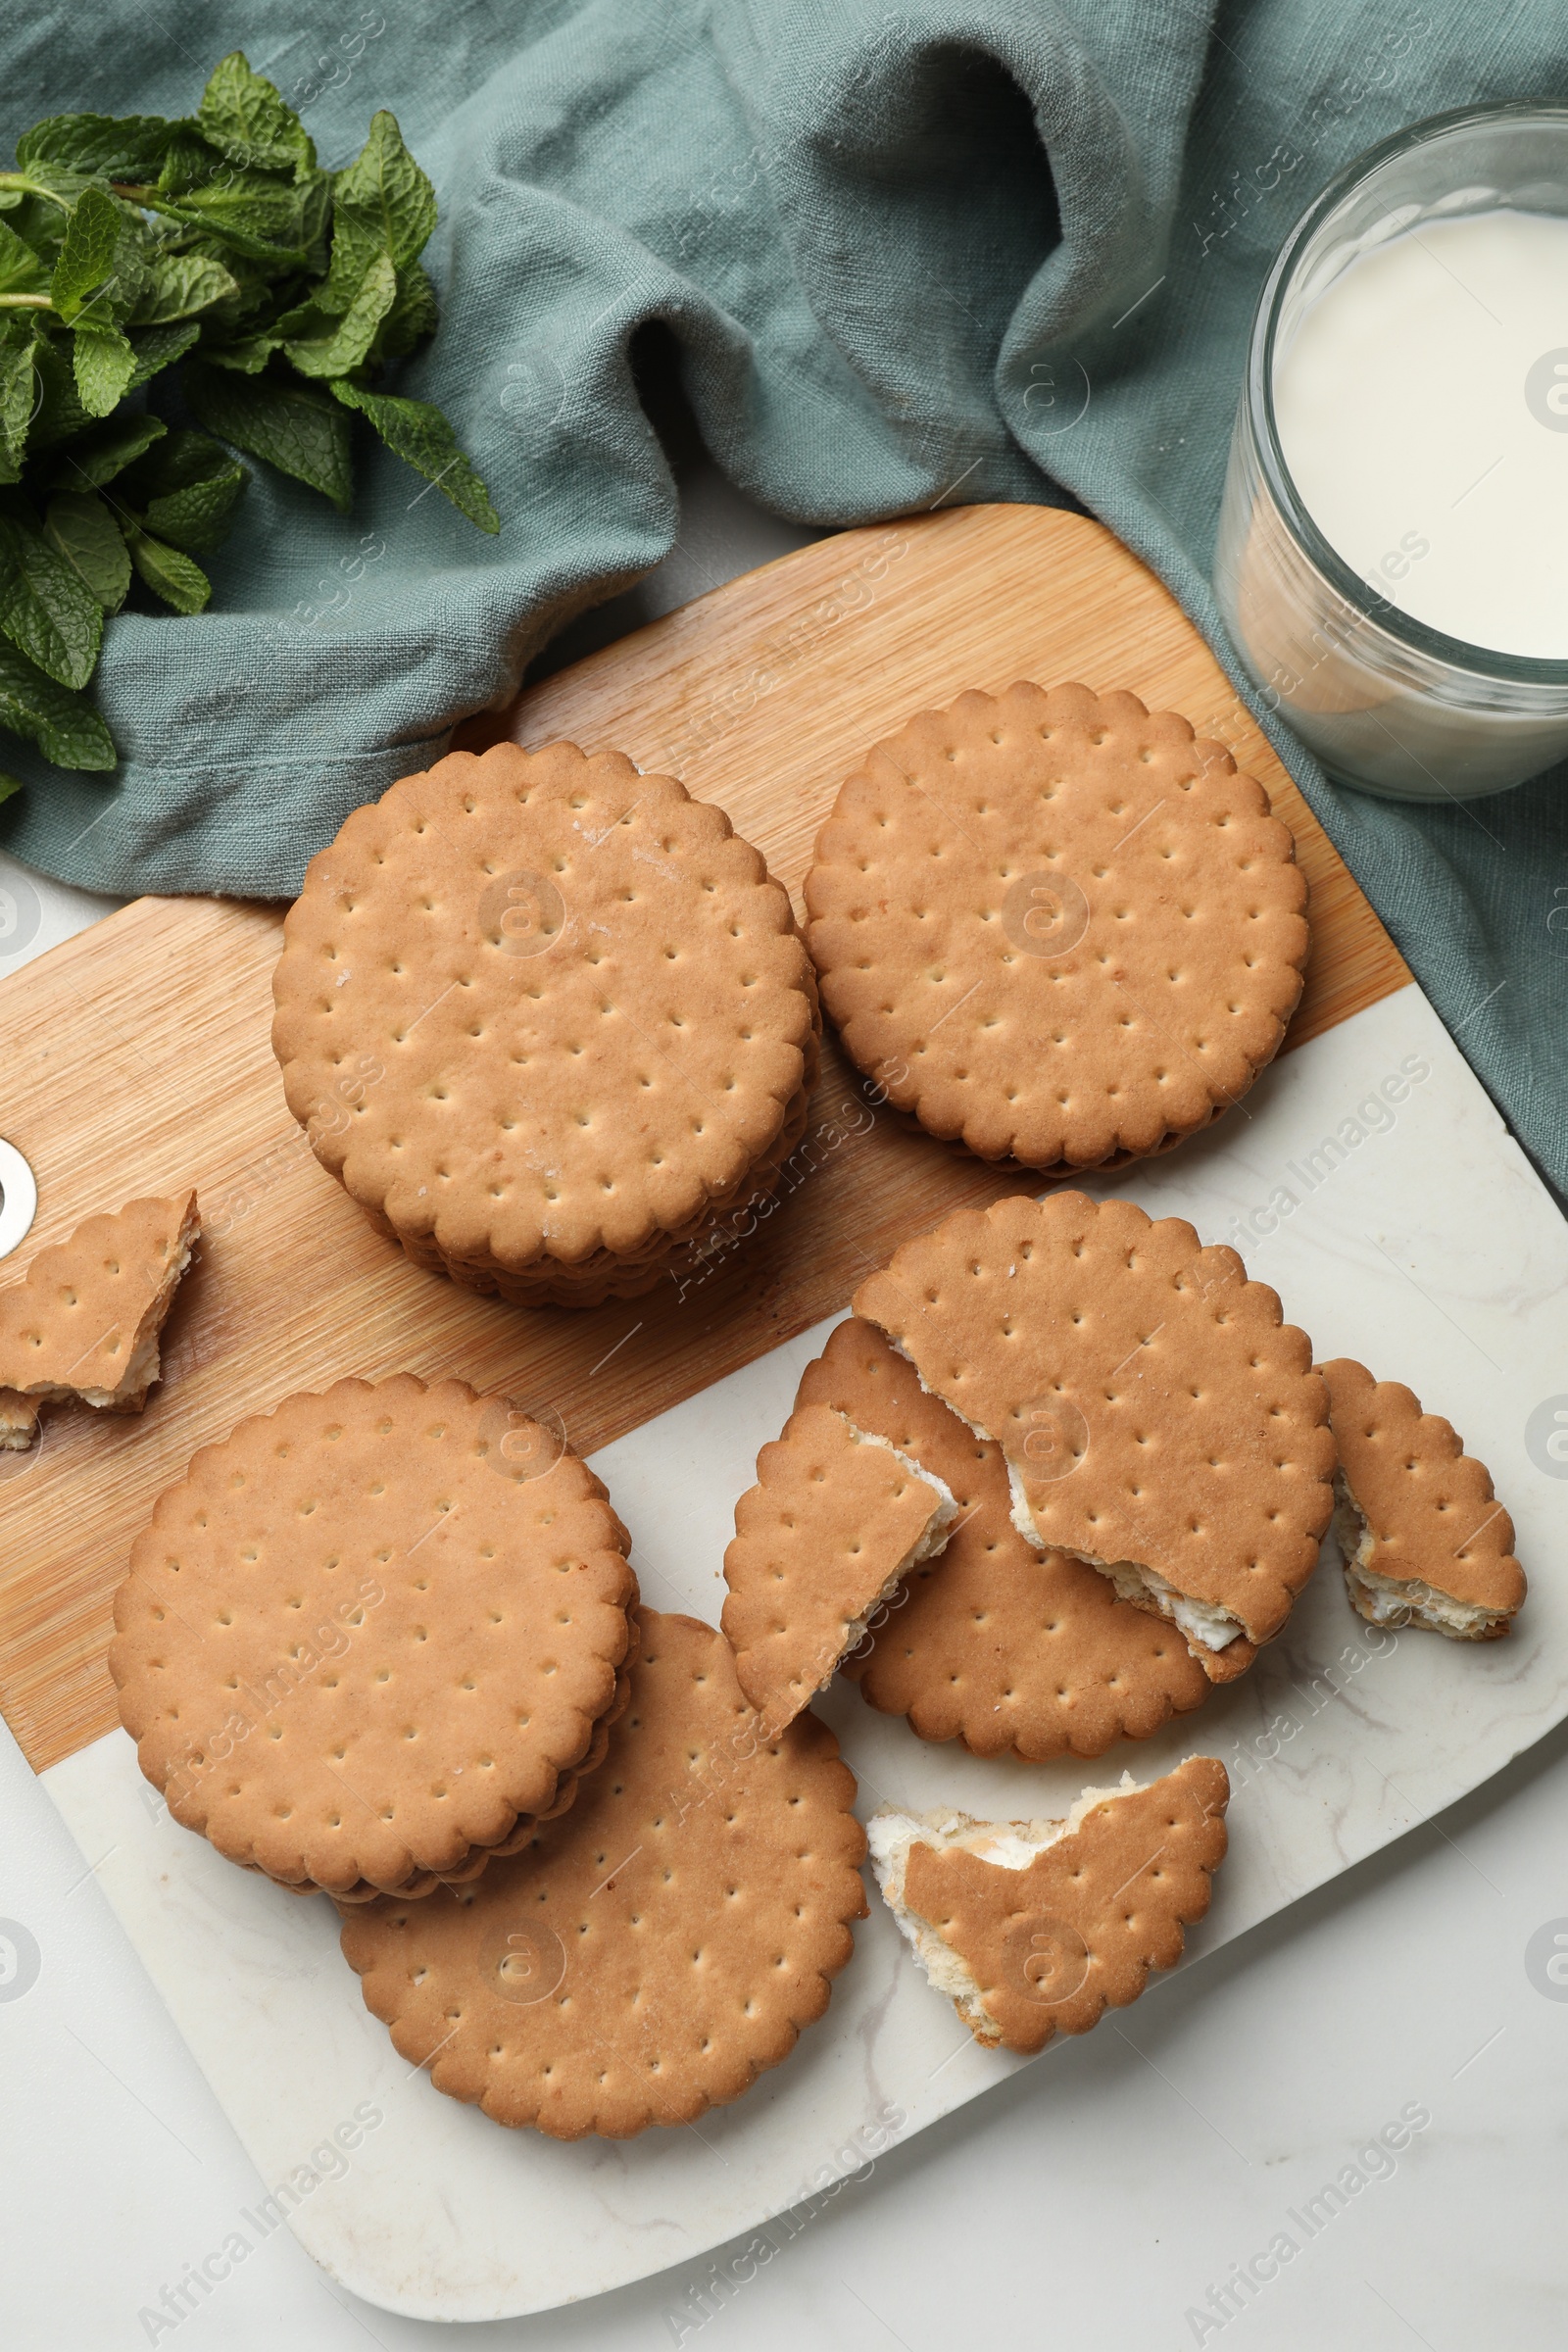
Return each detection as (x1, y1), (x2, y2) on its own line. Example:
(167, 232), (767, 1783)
(4, 452), (1567, 2352)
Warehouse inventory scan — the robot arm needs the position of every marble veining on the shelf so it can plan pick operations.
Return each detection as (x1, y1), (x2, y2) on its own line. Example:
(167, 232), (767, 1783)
(42, 984), (1568, 2322)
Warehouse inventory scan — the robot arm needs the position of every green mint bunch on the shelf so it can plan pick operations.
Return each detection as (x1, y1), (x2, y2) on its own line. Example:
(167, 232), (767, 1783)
(0, 51), (497, 803)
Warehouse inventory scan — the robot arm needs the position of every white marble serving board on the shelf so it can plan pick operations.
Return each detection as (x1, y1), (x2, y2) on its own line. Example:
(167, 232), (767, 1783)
(42, 981), (1568, 2323)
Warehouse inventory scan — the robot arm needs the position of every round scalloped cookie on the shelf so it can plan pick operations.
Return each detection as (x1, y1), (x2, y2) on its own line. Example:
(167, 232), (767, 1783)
(271, 740), (819, 1303)
(804, 681), (1307, 1169)
(340, 1609), (868, 2138)
(110, 1374), (637, 1897)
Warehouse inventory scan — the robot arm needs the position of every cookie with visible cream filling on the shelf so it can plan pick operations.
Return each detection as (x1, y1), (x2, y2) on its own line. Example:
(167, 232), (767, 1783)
(796, 1316), (1212, 1751)
(868, 1756), (1229, 2053)
(1321, 1357), (1525, 1641)
(0, 1190), (199, 1420)
(852, 1193), (1333, 1675)
(721, 1399), (958, 1732)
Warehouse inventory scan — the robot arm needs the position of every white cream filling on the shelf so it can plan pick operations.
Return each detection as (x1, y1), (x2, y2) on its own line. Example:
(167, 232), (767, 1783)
(1092, 1556), (1246, 1652)
(1334, 1482), (1504, 1640)
(1006, 1455), (1047, 1548)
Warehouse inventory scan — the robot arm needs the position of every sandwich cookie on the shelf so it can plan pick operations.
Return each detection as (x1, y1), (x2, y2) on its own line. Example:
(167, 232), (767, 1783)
(0, 1190), (199, 1441)
(1321, 1357), (1525, 1640)
(721, 1399), (958, 1733)
(796, 1317), (1212, 1755)
(111, 1374), (637, 1899)
(272, 740), (819, 1308)
(805, 682), (1307, 1170)
(340, 1609), (868, 2137)
(852, 1194), (1334, 1679)
(867, 1757), (1229, 2054)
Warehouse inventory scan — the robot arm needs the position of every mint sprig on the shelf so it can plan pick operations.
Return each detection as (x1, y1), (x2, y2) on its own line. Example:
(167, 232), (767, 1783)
(0, 52), (497, 797)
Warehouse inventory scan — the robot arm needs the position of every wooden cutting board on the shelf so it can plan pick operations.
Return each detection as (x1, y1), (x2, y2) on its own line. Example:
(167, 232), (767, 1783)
(0, 503), (1408, 1777)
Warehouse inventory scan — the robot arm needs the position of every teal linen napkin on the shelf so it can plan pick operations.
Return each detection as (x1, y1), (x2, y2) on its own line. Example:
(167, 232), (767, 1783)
(2, 1), (1564, 1190)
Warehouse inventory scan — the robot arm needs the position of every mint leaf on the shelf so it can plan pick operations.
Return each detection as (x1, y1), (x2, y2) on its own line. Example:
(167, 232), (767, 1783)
(26, 334), (93, 450)
(125, 318), (200, 388)
(44, 492), (130, 612)
(0, 219), (49, 299)
(0, 639), (114, 768)
(17, 113), (173, 183)
(372, 260), (438, 361)
(52, 412), (166, 488)
(197, 333), (277, 373)
(50, 184), (121, 320)
(0, 768), (22, 806)
(156, 122), (225, 198)
(184, 360), (353, 511)
(125, 525), (211, 613)
(122, 429), (246, 553)
(0, 334), (36, 477)
(299, 170), (332, 274)
(284, 249), (395, 378)
(122, 425), (230, 495)
(198, 54), (316, 178)
(132, 252), (239, 324)
(329, 378), (497, 531)
(328, 111), (436, 299)
(145, 469), (244, 552)
(148, 171), (310, 263)
(11, 160), (91, 210)
(0, 505), (106, 685)
(72, 323), (137, 416)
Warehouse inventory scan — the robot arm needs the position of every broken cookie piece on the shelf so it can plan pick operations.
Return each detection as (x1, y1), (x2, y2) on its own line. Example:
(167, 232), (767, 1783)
(853, 1194), (1333, 1681)
(722, 1400), (958, 1732)
(1000, 1454), (1259, 1683)
(796, 1316), (1212, 1760)
(1320, 1357), (1525, 1641)
(0, 1191), (200, 1421)
(867, 1757), (1230, 2055)
(0, 1389), (39, 1450)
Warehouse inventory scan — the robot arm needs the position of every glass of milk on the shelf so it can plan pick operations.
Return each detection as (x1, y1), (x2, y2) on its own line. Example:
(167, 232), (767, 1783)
(1214, 102), (1568, 801)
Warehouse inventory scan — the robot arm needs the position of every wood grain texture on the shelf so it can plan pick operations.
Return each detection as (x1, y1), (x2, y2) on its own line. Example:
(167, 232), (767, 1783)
(0, 504), (1410, 1773)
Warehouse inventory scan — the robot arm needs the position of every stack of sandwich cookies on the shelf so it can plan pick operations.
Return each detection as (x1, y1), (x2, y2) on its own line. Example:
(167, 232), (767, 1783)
(805, 682), (1308, 1171)
(867, 1758), (1230, 2053)
(852, 1194), (1335, 1681)
(340, 1609), (868, 2137)
(796, 1317), (1213, 1756)
(721, 1400), (959, 1733)
(110, 1375), (638, 1900)
(1321, 1358), (1526, 1640)
(0, 1190), (200, 1447)
(271, 740), (819, 1309)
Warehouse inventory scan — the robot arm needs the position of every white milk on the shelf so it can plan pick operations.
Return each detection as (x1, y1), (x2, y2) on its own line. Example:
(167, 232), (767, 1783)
(1273, 209), (1568, 660)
